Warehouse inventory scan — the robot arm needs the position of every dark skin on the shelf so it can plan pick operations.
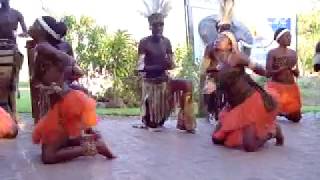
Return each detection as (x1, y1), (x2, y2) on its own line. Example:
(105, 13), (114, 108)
(29, 20), (115, 164)
(138, 18), (193, 130)
(201, 43), (221, 120)
(0, 0), (27, 120)
(266, 32), (299, 84)
(211, 34), (284, 151)
(266, 32), (301, 122)
(0, 0), (28, 41)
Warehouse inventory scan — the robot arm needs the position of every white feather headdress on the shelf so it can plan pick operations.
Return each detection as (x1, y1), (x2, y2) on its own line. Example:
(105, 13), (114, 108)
(219, 0), (234, 25)
(139, 0), (172, 18)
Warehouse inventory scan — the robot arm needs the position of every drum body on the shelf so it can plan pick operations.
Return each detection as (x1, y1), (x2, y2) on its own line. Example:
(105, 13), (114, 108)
(0, 39), (21, 117)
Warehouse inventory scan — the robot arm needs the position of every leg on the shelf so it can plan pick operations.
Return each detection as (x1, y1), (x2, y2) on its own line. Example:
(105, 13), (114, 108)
(64, 135), (116, 159)
(41, 136), (85, 164)
(243, 124), (272, 152)
(95, 139), (117, 159)
(170, 79), (196, 132)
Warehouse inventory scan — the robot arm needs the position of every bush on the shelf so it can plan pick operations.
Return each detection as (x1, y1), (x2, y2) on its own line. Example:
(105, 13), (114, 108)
(174, 45), (200, 103)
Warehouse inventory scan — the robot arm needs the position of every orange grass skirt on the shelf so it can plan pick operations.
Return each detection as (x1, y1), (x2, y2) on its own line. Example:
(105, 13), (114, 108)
(32, 90), (97, 145)
(212, 91), (278, 147)
(0, 107), (16, 138)
(265, 81), (301, 114)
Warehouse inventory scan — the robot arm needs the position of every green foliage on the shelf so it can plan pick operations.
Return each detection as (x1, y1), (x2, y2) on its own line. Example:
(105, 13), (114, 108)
(174, 45), (200, 102)
(62, 15), (139, 106)
(297, 10), (320, 74)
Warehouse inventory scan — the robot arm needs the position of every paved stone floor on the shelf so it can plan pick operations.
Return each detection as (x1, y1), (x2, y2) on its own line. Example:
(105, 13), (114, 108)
(1, 113), (320, 180)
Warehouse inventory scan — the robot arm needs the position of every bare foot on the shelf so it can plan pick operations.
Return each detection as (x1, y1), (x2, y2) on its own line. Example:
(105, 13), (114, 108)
(96, 140), (116, 159)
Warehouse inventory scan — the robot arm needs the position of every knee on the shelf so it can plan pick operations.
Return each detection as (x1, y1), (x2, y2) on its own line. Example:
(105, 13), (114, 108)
(212, 137), (224, 145)
(8, 127), (18, 139)
(41, 153), (56, 164)
(287, 112), (301, 123)
(243, 144), (258, 152)
(3, 125), (18, 139)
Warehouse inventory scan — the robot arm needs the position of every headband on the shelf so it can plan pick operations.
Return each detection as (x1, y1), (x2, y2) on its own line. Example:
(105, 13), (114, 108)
(37, 17), (61, 40)
(220, 31), (239, 53)
(275, 29), (289, 41)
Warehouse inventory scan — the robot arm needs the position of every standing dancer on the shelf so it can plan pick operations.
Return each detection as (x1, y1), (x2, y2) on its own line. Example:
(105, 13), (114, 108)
(135, 0), (196, 132)
(0, 0), (28, 119)
(265, 28), (301, 123)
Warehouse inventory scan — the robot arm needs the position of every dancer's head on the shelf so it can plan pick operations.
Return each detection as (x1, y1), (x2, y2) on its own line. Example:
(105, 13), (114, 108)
(140, 0), (172, 38)
(0, 0), (10, 9)
(214, 31), (239, 53)
(274, 28), (291, 47)
(28, 16), (67, 45)
(148, 13), (164, 38)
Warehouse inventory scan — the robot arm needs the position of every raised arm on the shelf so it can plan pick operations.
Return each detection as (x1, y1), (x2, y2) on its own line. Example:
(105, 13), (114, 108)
(36, 42), (75, 66)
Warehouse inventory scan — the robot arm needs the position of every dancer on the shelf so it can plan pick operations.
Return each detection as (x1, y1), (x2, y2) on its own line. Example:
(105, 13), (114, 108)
(29, 16), (115, 164)
(265, 28), (301, 123)
(27, 19), (85, 122)
(0, 0), (28, 118)
(210, 31), (284, 152)
(136, 0), (196, 132)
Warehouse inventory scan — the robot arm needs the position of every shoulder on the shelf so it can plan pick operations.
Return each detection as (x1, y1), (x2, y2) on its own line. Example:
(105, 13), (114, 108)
(139, 36), (151, 44)
(267, 48), (277, 56)
(10, 9), (22, 17)
(162, 36), (171, 44)
(288, 48), (297, 54)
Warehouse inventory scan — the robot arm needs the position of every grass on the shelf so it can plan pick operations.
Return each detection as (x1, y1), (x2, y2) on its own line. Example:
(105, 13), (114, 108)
(16, 87), (320, 117)
(17, 89), (141, 116)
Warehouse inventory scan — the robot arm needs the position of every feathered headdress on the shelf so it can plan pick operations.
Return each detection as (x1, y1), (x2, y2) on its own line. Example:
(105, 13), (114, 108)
(218, 0), (234, 26)
(139, 0), (172, 24)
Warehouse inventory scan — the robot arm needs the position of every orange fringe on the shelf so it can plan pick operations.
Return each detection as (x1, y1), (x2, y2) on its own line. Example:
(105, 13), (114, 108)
(0, 107), (16, 138)
(212, 91), (277, 148)
(265, 81), (301, 114)
(32, 90), (97, 145)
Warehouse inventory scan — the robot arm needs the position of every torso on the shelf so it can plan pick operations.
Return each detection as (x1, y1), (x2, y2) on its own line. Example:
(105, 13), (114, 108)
(0, 9), (20, 42)
(140, 36), (171, 79)
(216, 54), (254, 108)
(269, 48), (297, 84)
